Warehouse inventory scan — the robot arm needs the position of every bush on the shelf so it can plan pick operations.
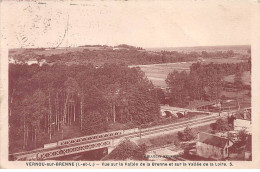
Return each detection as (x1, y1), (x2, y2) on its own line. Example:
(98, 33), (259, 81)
(178, 127), (195, 141)
(237, 129), (248, 145)
(211, 119), (230, 132)
(104, 139), (147, 160)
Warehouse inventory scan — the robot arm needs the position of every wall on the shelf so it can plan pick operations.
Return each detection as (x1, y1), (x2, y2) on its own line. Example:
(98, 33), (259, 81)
(196, 142), (224, 160)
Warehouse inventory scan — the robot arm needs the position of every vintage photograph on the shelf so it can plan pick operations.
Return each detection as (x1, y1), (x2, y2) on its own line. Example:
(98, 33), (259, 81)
(2, 0), (254, 163)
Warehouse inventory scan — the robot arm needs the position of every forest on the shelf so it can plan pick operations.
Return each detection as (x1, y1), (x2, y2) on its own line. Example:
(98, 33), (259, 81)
(9, 63), (160, 152)
(11, 47), (242, 66)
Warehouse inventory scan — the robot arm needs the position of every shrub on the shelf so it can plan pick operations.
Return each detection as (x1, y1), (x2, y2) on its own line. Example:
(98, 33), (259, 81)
(178, 127), (195, 141)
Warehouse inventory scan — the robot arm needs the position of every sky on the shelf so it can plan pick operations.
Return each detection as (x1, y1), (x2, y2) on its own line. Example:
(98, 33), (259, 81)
(1, 0), (252, 48)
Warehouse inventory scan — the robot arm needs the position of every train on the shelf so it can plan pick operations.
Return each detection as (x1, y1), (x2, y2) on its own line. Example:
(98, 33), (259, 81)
(10, 128), (139, 161)
(44, 128), (139, 149)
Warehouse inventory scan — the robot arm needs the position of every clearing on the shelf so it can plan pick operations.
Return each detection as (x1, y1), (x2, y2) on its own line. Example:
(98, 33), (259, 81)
(224, 71), (251, 86)
(133, 58), (246, 88)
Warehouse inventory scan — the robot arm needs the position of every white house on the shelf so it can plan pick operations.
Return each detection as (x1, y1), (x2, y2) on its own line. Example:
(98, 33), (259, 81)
(196, 132), (233, 160)
(27, 59), (38, 65)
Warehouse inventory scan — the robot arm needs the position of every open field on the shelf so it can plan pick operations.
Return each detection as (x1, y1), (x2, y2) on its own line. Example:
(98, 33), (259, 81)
(132, 62), (192, 88)
(134, 58), (247, 88)
(224, 71), (251, 85)
(203, 58), (246, 64)
(146, 45), (250, 54)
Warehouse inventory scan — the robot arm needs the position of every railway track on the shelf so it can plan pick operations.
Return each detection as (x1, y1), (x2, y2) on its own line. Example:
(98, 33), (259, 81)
(126, 115), (220, 139)
(10, 114), (220, 160)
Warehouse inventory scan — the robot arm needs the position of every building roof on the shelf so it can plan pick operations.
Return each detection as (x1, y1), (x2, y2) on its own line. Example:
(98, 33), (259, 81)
(198, 132), (230, 148)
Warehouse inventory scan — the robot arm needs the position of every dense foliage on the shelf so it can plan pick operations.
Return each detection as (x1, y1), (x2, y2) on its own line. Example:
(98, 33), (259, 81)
(166, 61), (251, 107)
(102, 139), (147, 161)
(210, 119), (231, 132)
(177, 126), (196, 141)
(9, 63), (160, 152)
(11, 47), (244, 67)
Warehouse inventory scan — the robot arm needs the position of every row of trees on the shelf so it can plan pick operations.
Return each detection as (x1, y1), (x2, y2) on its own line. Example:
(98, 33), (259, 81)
(201, 50), (235, 58)
(37, 50), (200, 65)
(12, 47), (250, 67)
(165, 61), (251, 107)
(9, 63), (160, 152)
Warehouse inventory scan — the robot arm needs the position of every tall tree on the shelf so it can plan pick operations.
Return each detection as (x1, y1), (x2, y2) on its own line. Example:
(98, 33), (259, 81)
(234, 71), (243, 89)
(166, 70), (189, 107)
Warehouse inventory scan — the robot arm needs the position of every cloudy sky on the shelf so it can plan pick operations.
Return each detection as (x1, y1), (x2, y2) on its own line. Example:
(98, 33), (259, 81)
(1, 0), (252, 48)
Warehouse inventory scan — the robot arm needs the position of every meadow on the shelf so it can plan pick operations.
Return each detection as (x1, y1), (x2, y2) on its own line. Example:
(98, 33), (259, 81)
(136, 58), (246, 88)
(224, 71), (251, 86)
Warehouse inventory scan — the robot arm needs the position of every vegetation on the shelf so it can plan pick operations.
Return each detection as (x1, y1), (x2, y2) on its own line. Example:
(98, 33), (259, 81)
(9, 63), (160, 152)
(177, 127), (196, 141)
(230, 129), (250, 155)
(8, 45), (251, 154)
(102, 139), (147, 161)
(11, 45), (250, 67)
(166, 61), (251, 107)
(210, 119), (231, 132)
(234, 71), (243, 89)
(237, 129), (248, 145)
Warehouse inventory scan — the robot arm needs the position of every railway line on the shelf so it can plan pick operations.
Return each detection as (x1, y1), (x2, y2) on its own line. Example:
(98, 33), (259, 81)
(138, 115), (219, 137)
(10, 113), (220, 160)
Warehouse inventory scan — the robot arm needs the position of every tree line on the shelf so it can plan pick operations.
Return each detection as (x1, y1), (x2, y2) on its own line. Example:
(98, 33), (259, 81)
(165, 61), (251, 107)
(11, 47), (250, 67)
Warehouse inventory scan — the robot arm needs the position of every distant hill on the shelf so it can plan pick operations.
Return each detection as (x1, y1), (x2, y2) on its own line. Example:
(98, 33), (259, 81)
(146, 45), (250, 54)
(9, 44), (250, 66)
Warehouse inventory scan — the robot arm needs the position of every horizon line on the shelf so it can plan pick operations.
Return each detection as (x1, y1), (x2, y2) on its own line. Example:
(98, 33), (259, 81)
(10, 44), (251, 50)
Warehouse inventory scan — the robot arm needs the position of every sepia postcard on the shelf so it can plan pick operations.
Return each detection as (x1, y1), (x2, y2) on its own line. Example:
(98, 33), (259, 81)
(0, 0), (260, 169)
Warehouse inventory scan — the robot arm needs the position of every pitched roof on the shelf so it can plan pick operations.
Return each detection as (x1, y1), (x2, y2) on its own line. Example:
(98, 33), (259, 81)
(198, 132), (229, 148)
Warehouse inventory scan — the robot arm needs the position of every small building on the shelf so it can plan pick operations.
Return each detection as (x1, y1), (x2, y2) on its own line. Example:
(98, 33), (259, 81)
(27, 59), (38, 65)
(233, 108), (251, 133)
(196, 132), (233, 160)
